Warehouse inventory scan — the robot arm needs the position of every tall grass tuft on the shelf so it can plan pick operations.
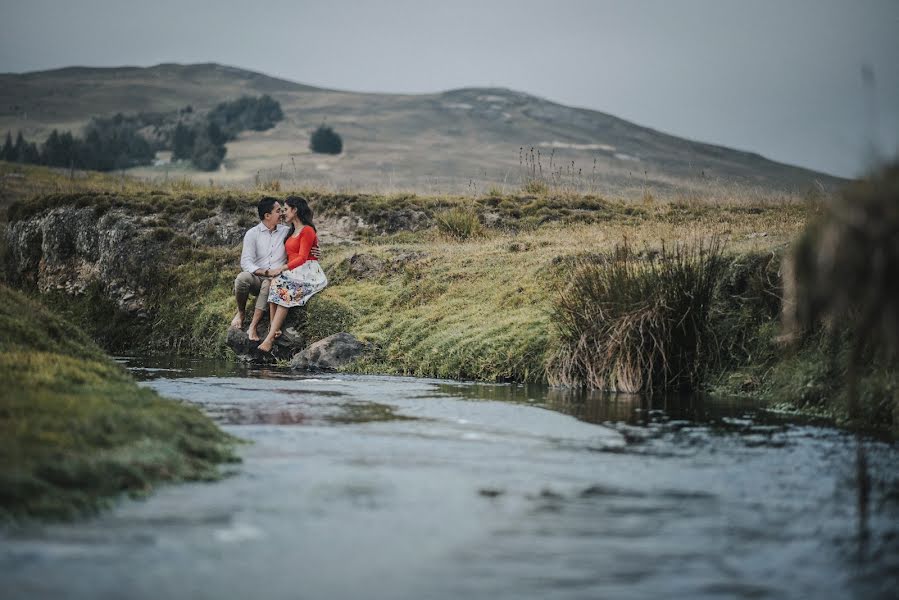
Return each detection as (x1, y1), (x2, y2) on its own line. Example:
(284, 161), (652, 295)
(547, 239), (726, 393)
(435, 206), (483, 240)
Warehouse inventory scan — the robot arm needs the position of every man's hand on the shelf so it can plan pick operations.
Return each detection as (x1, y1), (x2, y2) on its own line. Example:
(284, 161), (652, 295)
(311, 243), (322, 259)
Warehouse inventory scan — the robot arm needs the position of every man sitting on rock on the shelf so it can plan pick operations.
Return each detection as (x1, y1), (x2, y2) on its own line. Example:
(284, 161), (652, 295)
(230, 196), (319, 341)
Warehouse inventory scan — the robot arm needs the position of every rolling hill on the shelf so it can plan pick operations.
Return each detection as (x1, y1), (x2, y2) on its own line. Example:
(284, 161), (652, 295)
(0, 63), (846, 196)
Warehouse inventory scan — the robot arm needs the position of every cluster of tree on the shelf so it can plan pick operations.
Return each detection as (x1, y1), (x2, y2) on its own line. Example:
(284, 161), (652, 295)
(0, 95), (285, 173)
(207, 95), (283, 140)
(167, 95), (284, 171)
(309, 124), (343, 155)
(2, 113), (155, 171)
(1, 132), (40, 164)
(171, 121), (228, 171)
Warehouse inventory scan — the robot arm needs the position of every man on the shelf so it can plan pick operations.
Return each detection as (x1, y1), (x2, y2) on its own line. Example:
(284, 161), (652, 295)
(231, 196), (289, 341)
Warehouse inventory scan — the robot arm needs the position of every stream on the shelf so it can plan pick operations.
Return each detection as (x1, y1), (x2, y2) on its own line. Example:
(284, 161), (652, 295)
(2, 357), (898, 599)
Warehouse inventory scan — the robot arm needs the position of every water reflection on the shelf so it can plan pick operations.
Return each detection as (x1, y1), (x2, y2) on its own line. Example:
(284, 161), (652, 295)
(434, 380), (770, 427)
(121, 356), (823, 431)
(116, 355), (294, 381)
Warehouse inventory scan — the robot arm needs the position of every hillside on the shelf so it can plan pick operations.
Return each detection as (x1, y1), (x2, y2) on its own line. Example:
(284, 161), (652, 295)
(0, 63), (846, 195)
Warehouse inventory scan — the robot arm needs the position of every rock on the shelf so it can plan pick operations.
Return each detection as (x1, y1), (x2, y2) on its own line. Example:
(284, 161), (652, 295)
(347, 253), (385, 278)
(290, 332), (365, 371)
(226, 322), (306, 363)
(226, 327), (255, 356)
(483, 211), (503, 228)
(316, 215), (366, 244)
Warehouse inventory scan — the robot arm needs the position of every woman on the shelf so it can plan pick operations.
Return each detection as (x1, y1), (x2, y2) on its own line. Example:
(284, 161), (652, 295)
(257, 195), (327, 353)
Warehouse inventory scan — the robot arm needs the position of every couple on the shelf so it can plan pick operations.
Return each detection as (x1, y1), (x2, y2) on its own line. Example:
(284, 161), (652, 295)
(230, 195), (328, 353)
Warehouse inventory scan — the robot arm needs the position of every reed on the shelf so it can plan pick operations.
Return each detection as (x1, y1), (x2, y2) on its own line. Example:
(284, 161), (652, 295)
(547, 238), (726, 393)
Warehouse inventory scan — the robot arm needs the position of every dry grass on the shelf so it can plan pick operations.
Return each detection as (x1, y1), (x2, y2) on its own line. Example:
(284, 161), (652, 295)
(546, 240), (726, 393)
(434, 206), (483, 240)
(3, 161), (812, 383)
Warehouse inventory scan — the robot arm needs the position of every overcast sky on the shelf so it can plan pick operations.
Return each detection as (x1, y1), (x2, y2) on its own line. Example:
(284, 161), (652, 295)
(1, 0), (897, 178)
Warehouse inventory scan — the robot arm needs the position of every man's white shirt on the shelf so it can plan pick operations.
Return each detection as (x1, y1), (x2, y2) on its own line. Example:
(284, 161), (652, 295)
(240, 222), (289, 274)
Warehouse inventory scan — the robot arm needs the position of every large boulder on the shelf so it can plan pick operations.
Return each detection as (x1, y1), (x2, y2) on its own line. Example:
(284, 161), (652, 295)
(290, 332), (365, 371)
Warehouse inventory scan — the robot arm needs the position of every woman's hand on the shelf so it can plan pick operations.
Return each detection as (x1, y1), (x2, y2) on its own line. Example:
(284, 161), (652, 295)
(311, 243), (322, 259)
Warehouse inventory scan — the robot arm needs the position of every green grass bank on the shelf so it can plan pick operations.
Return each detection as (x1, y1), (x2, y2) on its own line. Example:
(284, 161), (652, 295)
(0, 283), (239, 521)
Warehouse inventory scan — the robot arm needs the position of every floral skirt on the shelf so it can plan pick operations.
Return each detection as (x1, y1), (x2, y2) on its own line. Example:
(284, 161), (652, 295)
(267, 261), (328, 308)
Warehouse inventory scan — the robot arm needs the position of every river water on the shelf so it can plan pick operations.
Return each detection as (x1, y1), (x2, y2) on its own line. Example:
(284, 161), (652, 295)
(2, 358), (898, 599)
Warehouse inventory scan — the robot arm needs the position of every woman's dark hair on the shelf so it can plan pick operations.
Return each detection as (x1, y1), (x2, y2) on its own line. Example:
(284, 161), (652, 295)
(284, 195), (316, 238)
(257, 196), (280, 220)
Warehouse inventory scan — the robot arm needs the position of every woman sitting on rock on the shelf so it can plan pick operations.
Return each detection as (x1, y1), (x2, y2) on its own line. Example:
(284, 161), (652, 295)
(257, 195), (328, 353)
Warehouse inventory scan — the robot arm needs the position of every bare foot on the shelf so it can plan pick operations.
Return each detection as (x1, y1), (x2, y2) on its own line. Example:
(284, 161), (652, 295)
(257, 340), (273, 353)
(248, 327), (260, 342)
(230, 313), (244, 329)
(274, 329), (282, 339)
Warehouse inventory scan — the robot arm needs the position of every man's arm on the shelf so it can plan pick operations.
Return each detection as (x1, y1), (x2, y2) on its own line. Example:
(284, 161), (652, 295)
(240, 228), (263, 274)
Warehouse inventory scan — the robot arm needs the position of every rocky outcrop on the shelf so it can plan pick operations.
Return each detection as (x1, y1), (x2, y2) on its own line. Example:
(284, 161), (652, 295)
(289, 332), (366, 371)
(5, 202), (247, 317)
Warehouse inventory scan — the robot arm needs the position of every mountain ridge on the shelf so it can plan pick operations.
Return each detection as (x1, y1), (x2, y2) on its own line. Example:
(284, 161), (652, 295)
(0, 62), (846, 195)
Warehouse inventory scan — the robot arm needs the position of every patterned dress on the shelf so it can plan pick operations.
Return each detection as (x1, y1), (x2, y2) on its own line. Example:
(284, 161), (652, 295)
(267, 225), (327, 307)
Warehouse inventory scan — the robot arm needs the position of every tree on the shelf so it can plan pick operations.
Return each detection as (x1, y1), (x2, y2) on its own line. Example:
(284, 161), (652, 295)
(206, 121), (228, 147)
(1, 131), (13, 161)
(42, 130), (78, 167)
(191, 124), (227, 171)
(21, 141), (40, 164)
(13, 132), (25, 162)
(172, 122), (196, 161)
(309, 124), (342, 155)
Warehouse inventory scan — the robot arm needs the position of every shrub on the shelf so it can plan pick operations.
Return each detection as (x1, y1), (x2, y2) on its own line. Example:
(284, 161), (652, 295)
(309, 124), (343, 155)
(435, 206), (483, 240)
(547, 239), (726, 393)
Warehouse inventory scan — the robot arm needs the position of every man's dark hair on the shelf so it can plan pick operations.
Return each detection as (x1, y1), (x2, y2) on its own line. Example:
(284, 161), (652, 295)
(257, 196), (280, 220)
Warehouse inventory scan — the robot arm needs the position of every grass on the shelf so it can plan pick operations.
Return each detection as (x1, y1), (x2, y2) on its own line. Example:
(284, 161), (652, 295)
(547, 239), (727, 393)
(435, 206), (483, 240)
(8, 161), (897, 433)
(3, 162), (810, 364)
(0, 283), (239, 521)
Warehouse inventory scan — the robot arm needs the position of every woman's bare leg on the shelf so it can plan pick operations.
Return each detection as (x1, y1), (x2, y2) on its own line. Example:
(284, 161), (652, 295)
(258, 305), (289, 352)
(267, 302), (282, 338)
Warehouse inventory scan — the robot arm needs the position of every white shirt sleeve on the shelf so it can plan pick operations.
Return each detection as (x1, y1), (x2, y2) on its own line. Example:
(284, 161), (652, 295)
(240, 228), (260, 273)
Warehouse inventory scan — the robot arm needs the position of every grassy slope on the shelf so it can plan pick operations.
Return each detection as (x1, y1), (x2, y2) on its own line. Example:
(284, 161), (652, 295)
(2, 162), (809, 376)
(0, 283), (238, 521)
(7, 162), (894, 431)
(321, 205), (806, 382)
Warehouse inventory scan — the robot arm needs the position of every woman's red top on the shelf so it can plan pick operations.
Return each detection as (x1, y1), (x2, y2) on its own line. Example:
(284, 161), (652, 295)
(285, 225), (318, 270)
